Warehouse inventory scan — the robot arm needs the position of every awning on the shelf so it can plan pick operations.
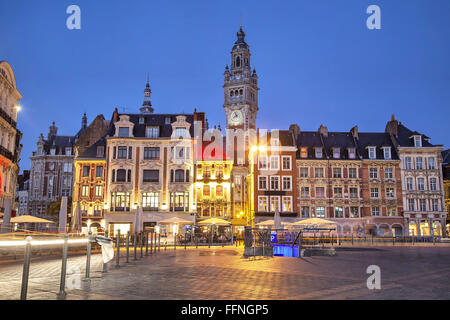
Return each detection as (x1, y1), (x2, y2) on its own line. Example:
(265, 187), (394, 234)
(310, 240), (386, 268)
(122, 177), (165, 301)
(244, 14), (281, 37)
(158, 217), (193, 225)
(293, 218), (336, 227)
(255, 220), (294, 226)
(197, 218), (231, 226)
(10, 215), (55, 224)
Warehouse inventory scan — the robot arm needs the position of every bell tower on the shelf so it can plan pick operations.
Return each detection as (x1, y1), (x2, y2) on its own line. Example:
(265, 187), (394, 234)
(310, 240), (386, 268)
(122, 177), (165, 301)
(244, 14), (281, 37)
(223, 26), (259, 130)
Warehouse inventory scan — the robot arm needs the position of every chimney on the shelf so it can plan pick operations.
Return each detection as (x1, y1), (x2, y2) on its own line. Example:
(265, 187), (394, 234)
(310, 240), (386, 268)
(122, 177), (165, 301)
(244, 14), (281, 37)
(319, 125), (328, 137)
(350, 126), (359, 139)
(385, 114), (399, 137)
(48, 121), (58, 140)
(112, 108), (119, 122)
(289, 124), (300, 145)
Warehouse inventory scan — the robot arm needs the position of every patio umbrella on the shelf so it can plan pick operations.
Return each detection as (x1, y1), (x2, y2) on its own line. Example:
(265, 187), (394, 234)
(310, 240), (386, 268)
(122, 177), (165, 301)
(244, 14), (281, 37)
(293, 218), (336, 228)
(197, 218), (231, 226)
(274, 208), (282, 229)
(158, 217), (193, 225)
(71, 202), (82, 231)
(256, 220), (294, 227)
(10, 215), (55, 224)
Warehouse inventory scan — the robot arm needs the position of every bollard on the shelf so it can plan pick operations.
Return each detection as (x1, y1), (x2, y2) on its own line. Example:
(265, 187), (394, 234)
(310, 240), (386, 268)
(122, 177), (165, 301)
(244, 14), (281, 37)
(158, 233), (161, 252)
(103, 230), (109, 273)
(58, 234), (69, 296)
(126, 231), (130, 263)
(351, 233), (354, 246)
(115, 230), (121, 268)
(20, 236), (32, 300)
(134, 232), (138, 260)
(140, 232), (144, 258)
(184, 233), (187, 250)
(145, 231), (149, 256)
(84, 232), (92, 282)
(174, 234), (177, 250)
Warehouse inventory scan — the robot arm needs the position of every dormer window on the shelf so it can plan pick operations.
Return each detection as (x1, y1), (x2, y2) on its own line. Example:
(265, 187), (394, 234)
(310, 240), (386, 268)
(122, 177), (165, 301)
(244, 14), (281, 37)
(65, 147), (72, 156)
(332, 148), (340, 159)
(414, 136), (422, 147)
(383, 147), (391, 160)
(175, 127), (187, 139)
(315, 148), (323, 158)
(118, 127), (129, 137)
(348, 148), (356, 159)
(368, 147), (376, 160)
(50, 148), (56, 156)
(139, 116), (144, 124)
(300, 147), (307, 158)
(96, 146), (104, 158)
(146, 126), (159, 138)
(165, 116), (171, 124)
(270, 138), (279, 146)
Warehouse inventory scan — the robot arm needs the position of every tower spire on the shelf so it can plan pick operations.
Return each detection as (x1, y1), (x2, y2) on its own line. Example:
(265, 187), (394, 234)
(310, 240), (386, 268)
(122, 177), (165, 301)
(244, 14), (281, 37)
(140, 75), (154, 114)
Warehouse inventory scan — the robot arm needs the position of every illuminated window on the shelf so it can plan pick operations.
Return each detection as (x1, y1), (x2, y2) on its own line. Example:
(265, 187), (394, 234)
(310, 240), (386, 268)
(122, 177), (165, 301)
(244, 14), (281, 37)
(300, 147), (307, 158)
(386, 187), (395, 198)
(216, 166), (223, 178)
(215, 185), (223, 197)
(258, 196), (268, 212)
(269, 196), (280, 212)
(282, 196), (292, 212)
(142, 192), (159, 210)
(81, 185), (89, 197)
(334, 206), (343, 218)
(203, 185), (210, 196)
(95, 185), (103, 197)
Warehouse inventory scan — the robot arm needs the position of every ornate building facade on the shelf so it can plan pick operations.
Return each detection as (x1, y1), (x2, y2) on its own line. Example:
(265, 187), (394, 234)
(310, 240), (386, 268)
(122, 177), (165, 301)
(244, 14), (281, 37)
(442, 149), (450, 236)
(0, 61), (22, 218)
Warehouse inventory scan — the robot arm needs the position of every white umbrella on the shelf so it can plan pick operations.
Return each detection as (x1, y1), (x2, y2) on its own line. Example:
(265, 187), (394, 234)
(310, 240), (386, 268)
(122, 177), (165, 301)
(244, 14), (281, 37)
(274, 208), (282, 229)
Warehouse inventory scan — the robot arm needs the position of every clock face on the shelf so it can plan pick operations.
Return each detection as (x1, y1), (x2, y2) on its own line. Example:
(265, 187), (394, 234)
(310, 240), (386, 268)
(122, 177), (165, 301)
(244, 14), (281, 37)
(230, 110), (243, 125)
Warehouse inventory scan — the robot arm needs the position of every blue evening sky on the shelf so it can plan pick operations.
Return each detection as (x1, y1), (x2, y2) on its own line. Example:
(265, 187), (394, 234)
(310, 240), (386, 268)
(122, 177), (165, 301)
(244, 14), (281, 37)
(0, 0), (449, 171)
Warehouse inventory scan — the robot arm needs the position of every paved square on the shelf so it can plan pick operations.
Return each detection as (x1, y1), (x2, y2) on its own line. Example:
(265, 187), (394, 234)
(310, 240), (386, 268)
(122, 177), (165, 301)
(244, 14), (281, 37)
(1, 246), (449, 300)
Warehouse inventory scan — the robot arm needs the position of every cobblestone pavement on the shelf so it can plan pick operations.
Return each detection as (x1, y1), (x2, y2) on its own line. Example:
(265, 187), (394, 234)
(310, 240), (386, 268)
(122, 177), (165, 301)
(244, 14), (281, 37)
(1, 246), (450, 300)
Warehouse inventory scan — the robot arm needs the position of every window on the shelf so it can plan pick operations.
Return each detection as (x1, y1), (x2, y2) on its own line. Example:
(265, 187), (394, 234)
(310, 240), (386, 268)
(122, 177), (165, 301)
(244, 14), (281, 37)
(270, 176), (280, 190)
(95, 185), (103, 197)
(301, 206), (310, 218)
(96, 166), (103, 177)
(432, 199), (439, 211)
(111, 192), (131, 212)
(416, 157), (423, 170)
(430, 178), (437, 191)
(81, 185), (89, 197)
(315, 148), (323, 158)
(300, 147), (307, 158)
(316, 207), (325, 218)
(50, 148), (56, 155)
(142, 192), (159, 210)
(428, 157), (436, 170)
(387, 208), (396, 217)
(258, 196), (268, 212)
(258, 156), (268, 170)
(316, 187), (325, 198)
(369, 168), (378, 179)
(63, 162), (72, 173)
(170, 192), (189, 212)
(282, 197), (292, 212)
(270, 196), (280, 212)
(116, 169), (126, 182)
(127, 170), (131, 182)
(139, 116), (144, 124)
(333, 148), (340, 159)
(282, 156), (291, 170)
(385, 168), (393, 179)
(350, 207), (359, 218)
(335, 207), (343, 218)
(368, 147), (376, 160)
(143, 170), (159, 183)
(216, 166), (223, 178)
(144, 147), (160, 160)
(349, 187), (358, 199)
(282, 176), (292, 190)
(315, 168), (324, 178)
(300, 187), (309, 198)
(81, 205), (88, 216)
(405, 157), (412, 170)
(165, 116), (171, 124)
(146, 127), (159, 138)
(334, 187), (343, 198)
(203, 185), (210, 196)
(175, 127), (187, 138)
(386, 187), (395, 198)
(270, 138), (279, 146)
(118, 127), (129, 137)
(333, 168), (341, 178)
(371, 207), (380, 216)
(348, 148), (356, 159)
(414, 136), (422, 147)
(370, 188), (379, 198)
(117, 146), (127, 159)
(417, 178), (425, 191)
(299, 167), (308, 178)
(383, 147), (391, 160)
(96, 146), (104, 158)
(82, 166), (90, 177)
(128, 147), (132, 159)
(258, 176), (267, 190)
(215, 185), (223, 197)
(175, 169), (185, 182)
(63, 176), (71, 187)
(407, 177), (413, 190)
(204, 166), (211, 178)
(65, 147), (72, 156)
(419, 199), (426, 211)
(269, 156), (279, 170)
(175, 146), (189, 159)
(408, 199), (415, 211)
(349, 168), (357, 179)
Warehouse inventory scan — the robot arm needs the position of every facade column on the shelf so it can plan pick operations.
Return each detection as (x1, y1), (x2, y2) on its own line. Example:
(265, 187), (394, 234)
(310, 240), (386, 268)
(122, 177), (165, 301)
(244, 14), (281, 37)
(416, 220), (421, 237)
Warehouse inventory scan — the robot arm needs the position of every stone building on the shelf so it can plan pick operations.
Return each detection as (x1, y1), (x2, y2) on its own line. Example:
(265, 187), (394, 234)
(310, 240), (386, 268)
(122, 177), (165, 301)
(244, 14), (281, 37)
(441, 149), (449, 236)
(29, 116), (87, 216)
(16, 170), (30, 216)
(0, 61), (22, 218)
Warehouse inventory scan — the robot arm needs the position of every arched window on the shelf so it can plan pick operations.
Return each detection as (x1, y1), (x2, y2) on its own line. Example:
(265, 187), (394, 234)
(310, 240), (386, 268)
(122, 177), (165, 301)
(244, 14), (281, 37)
(116, 169), (126, 182)
(239, 89), (243, 96)
(230, 91), (234, 97)
(236, 56), (241, 67)
(175, 169), (185, 182)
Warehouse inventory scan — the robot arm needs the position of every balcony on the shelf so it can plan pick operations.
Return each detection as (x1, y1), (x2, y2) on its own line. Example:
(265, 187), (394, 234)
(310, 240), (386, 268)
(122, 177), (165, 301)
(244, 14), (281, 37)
(0, 145), (14, 162)
(0, 107), (17, 128)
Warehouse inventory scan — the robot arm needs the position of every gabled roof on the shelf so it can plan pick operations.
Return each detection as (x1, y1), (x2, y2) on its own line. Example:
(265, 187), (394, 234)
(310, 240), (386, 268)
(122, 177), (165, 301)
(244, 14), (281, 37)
(442, 149), (450, 166)
(77, 137), (106, 160)
(356, 132), (399, 160)
(394, 123), (435, 147)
